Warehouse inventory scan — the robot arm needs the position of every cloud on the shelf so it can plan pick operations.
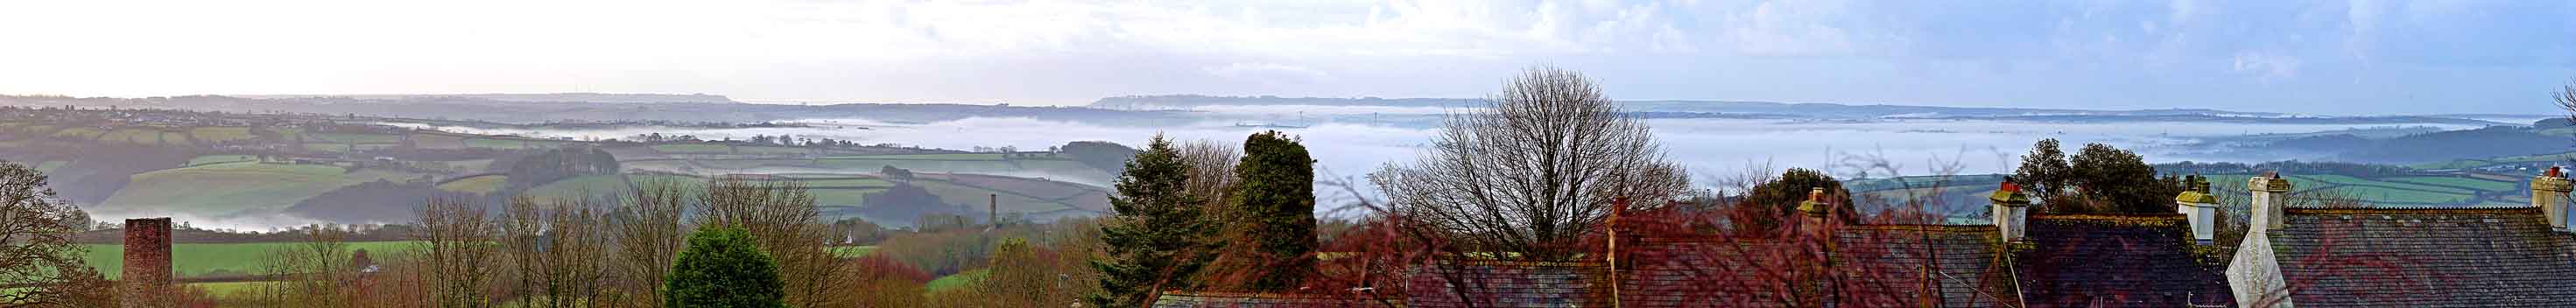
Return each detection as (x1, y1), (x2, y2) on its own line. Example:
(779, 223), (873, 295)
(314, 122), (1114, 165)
(1205, 62), (1330, 82)
(2231, 52), (2303, 80)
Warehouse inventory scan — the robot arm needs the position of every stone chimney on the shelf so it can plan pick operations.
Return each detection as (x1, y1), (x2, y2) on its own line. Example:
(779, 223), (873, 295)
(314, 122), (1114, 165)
(122, 218), (172, 308)
(1989, 181), (2031, 242)
(2535, 166), (2572, 232)
(2174, 175), (2219, 245)
(2248, 172), (2293, 232)
(1797, 187), (1833, 237)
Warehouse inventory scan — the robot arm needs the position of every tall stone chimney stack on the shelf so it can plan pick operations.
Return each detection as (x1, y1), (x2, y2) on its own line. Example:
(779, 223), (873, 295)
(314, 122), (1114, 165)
(122, 218), (172, 308)
(1990, 182), (2031, 242)
(1796, 188), (1833, 238)
(2248, 172), (2293, 232)
(2174, 175), (2219, 245)
(2534, 167), (2572, 232)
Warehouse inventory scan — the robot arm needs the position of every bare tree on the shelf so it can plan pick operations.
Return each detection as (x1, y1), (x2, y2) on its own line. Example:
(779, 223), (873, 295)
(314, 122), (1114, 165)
(0, 161), (113, 308)
(609, 180), (691, 307)
(1370, 66), (1692, 261)
(416, 195), (496, 308)
(1179, 138), (1241, 214)
(256, 225), (357, 307)
(695, 178), (856, 307)
(2559, 79), (2576, 126)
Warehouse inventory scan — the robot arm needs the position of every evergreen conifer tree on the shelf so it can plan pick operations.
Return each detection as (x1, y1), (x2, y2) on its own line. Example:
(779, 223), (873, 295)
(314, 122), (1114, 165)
(1214, 131), (1316, 290)
(1087, 136), (1212, 307)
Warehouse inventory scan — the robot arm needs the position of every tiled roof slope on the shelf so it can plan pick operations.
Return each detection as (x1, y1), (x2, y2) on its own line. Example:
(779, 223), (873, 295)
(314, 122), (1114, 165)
(1611, 225), (2018, 308)
(1618, 240), (1805, 307)
(1832, 225), (2022, 308)
(2266, 207), (2576, 307)
(2014, 214), (2234, 307)
(1151, 291), (1402, 308)
(1404, 260), (1607, 308)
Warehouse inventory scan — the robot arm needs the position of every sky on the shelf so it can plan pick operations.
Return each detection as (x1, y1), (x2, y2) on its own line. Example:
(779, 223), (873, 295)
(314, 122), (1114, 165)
(3, 0), (2572, 115)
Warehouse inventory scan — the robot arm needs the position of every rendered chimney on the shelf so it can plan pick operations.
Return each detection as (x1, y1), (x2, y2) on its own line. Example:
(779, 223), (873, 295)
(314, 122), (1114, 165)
(122, 218), (172, 308)
(1989, 181), (2031, 242)
(2535, 166), (2572, 232)
(1797, 188), (1833, 237)
(2174, 175), (2219, 245)
(2248, 172), (2293, 232)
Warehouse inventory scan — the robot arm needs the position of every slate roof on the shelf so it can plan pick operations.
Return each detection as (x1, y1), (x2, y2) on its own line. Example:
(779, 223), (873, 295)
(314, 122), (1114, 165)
(1830, 225), (2022, 308)
(1610, 225), (2019, 308)
(1404, 260), (1607, 308)
(2263, 207), (2576, 307)
(1151, 291), (1403, 308)
(2014, 214), (2235, 307)
(1617, 239), (1806, 307)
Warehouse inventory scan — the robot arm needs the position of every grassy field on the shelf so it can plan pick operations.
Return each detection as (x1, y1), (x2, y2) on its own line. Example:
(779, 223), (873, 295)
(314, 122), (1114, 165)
(97, 163), (422, 216)
(925, 269), (989, 292)
(306, 132), (402, 144)
(523, 174), (707, 202)
(808, 188), (884, 206)
(437, 174), (509, 194)
(32, 161), (65, 173)
(2387, 176), (2520, 192)
(187, 155), (258, 167)
(80, 242), (424, 278)
(187, 281), (278, 298)
(189, 127), (257, 144)
(827, 153), (1007, 161)
(651, 144), (812, 155)
(829, 246), (877, 258)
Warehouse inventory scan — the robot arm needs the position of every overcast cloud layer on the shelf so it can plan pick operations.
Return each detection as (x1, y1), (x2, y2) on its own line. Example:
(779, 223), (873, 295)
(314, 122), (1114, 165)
(4, 0), (2572, 114)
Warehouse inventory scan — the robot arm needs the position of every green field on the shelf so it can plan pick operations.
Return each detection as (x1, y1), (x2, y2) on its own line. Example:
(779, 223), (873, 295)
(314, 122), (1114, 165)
(926, 269), (989, 292)
(97, 163), (422, 216)
(827, 153), (1006, 160)
(437, 174), (508, 194)
(32, 161), (65, 173)
(651, 144), (810, 155)
(797, 178), (895, 187)
(808, 188), (884, 206)
(829, 246), (877, 258)
(186, 281), (278, 298)
(189, 127), (257, 144)
(2387, 176), (2519, 192)
(523, 174), (706, 202)
(187, 155), (258, 166)
(306, 132), (402, 144)
(80, 242), (423, 278)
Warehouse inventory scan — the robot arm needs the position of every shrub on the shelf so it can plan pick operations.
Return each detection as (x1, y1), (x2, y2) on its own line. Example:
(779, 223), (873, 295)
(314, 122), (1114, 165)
(664, 228), (785, 308)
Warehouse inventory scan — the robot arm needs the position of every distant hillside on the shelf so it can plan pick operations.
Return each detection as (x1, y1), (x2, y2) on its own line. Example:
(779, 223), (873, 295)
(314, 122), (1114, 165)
(239, 93), (737, 104)
(1090, 94), (2512, 125)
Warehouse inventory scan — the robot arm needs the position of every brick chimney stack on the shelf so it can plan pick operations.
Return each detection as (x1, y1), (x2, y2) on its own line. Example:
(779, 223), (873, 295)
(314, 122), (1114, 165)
(2534, 167), (2572, 232)
(1990, 181), (2031, 242)
(2248, 172), (2293, 232)
(121, 218), (172, 308)
(2174, 175), (2219, 245)
(1796, 188), (1833, 237)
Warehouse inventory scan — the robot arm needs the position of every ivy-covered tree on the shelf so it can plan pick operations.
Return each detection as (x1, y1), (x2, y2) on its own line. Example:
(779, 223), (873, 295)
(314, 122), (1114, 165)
(2012, 138), (2072, 200)
(2065, 143), (2183, 214)
(1207, 130), (1316, 290)
(1736, 168), (1856, 234)
(664, 228), (785, 308)
(1088, 136), (1214, 307)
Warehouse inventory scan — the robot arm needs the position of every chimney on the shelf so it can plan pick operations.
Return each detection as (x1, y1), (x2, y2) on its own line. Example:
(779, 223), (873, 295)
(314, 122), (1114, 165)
(2248, 172), (2293, 232)
(2174, 175), (2218, 245)
(122, 218), (172, 308)
(989, 193), (999, 228)
(1990, 182), (2031, 242)
(1797, 188), (1833, 237)
(2534, 167), (2572, 232)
